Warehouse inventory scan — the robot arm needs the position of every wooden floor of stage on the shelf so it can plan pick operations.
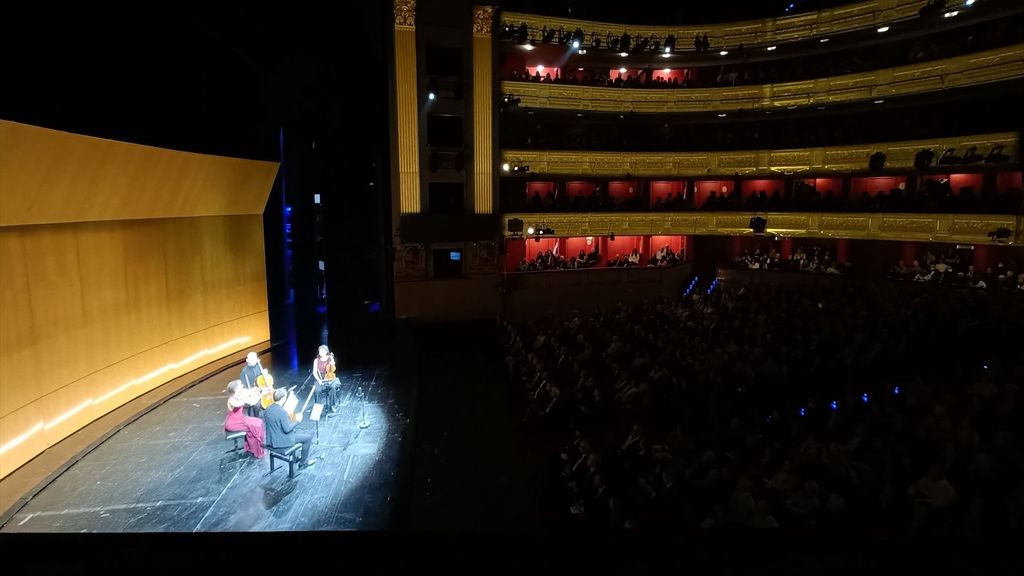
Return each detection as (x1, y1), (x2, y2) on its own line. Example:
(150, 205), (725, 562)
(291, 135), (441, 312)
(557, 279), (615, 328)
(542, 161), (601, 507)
(1, 360), (410, 532)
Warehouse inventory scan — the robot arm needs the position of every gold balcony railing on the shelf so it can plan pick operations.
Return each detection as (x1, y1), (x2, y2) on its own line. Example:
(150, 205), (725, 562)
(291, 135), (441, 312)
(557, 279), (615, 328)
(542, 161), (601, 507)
(503, 211), (1023, 245)
(502, 132), (1019, 177)
(501, 45), (1024, 114)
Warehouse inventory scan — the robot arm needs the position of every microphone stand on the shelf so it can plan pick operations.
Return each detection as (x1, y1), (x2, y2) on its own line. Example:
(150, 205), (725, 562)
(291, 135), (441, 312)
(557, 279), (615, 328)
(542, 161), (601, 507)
(357, 385), (370, 429)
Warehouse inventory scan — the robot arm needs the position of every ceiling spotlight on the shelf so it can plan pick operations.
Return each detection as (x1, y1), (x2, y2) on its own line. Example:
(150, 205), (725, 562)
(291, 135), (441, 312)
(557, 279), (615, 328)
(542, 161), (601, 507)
(719, 50), (729, 56)
(665, 46), (671, 53)
(718, 113), (727, 117)
(877, 26), (890, 32)
(619, 51), (629, 57)
(663, 68), (671, 73)
(662, 52), (672, 59)
(427, 91), (436, 100)
(502, 162), (510, 172)
(945, 10), (959, 17)
(578, 49), (587, 55)
(819, 37), (830, 43)
(965, 0), (975, 5)
(521, 44), (535, 51)
(874, 99), (885, 104)
(578, 67), (584, 71)
(526, 226), (535, 235)
(571, 40), (580, 49)
(766, 45), (777, 51)
(619, 67), (627, 73)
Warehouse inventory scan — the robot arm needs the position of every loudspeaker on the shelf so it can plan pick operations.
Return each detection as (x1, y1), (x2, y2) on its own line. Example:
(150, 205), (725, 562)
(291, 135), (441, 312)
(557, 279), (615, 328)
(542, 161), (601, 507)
(507, 218), (524, 234)
(750, 216), (768, 234)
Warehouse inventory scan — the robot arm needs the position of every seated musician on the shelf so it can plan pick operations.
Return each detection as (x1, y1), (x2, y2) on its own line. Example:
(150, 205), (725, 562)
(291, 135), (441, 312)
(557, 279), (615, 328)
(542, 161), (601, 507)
(240, 352), (272, 416)
(313, 345), (341, 415)
(240, 352), (264, 389)
(263, 388), (316, 468)
(224, 380), (265, 459)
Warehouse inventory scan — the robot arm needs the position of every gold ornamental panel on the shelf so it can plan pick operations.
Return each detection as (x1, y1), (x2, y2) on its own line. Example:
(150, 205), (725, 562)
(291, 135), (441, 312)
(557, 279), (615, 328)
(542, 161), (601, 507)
(502, 132), (1018, 177)
(503, 212), (1021, 245)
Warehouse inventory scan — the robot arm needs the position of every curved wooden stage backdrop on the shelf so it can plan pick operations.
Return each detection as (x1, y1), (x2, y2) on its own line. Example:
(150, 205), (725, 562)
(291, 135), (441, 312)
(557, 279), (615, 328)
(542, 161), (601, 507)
(0, 120), (279, 479)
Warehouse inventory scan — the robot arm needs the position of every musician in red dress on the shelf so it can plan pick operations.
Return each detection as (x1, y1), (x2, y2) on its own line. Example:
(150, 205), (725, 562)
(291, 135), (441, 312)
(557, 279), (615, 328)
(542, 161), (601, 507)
(224, 380), (266, 459)
(313, 345), (341, 415)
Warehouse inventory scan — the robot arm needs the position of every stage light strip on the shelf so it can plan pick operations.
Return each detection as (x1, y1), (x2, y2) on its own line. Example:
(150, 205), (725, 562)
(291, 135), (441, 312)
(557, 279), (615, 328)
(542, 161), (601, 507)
(0, 422), (44, 456)
(1, 336), (252, 455)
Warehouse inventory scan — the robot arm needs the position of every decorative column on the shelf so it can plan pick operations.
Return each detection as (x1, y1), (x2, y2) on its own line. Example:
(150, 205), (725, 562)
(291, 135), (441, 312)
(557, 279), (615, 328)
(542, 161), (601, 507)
(902, 241), (917, 265)
(781, 237), (793, 260)
(472, 6), (495, 214)
(973, 244), (991, 272)
(835, 239), (848, 263)
(393, 0), (420, 214)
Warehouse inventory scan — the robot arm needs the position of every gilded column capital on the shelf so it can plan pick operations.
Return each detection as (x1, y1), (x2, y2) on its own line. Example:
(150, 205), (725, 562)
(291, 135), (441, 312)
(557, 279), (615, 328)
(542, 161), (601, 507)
(473, 6), (495, 37)
(394, 0), (416, 29)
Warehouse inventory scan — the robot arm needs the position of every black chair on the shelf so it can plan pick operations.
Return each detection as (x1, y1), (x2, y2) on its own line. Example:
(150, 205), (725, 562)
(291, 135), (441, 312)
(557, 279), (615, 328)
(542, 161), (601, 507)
(225, 430), (247, 453)
(266, 443), (303, 479)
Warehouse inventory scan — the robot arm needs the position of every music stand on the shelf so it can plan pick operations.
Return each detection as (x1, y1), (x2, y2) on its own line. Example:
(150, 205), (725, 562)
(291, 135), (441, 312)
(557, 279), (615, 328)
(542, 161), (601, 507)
(310, 403), (325, 443)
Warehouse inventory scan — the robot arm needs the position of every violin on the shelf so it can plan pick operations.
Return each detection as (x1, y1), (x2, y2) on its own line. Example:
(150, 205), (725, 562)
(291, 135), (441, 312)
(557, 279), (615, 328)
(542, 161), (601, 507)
(325, 353), (337, 380)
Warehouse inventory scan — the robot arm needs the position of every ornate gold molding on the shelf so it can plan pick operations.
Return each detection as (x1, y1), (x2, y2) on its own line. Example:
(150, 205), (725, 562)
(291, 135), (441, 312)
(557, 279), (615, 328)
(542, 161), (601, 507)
(396, 242), (428, 279)
(394, 0), (416, 29)
(502, 45), (1024, 113)
(473, 7), (495, 213)
(503, 0), (926, 49)
(393, 2), (420, 213)
(502, 211), (1021, 245)
(502, 132), (1019, 176)
(473, 6), (495, 37)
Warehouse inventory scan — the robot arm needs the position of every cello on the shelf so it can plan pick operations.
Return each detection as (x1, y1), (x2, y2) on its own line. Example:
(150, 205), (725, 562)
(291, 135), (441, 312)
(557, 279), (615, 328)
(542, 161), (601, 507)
(257, 369), (277, 409)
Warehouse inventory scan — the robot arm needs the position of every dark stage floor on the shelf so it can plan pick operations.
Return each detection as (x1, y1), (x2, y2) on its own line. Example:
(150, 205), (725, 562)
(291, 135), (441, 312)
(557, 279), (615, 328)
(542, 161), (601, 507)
(1, 360), (409, 532)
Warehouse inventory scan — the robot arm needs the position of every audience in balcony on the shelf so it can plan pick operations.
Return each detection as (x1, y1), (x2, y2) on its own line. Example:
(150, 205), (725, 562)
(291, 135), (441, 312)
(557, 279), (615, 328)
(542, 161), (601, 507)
(729, 244), (849, 275)
(515, 245), (683, 272)
(514, 181), (1023, 215)
(889, 247), (1020, 291)
(650, 244), (682, 267)
(502, 278), (1024, 531)
(505, 17), (1023, 90)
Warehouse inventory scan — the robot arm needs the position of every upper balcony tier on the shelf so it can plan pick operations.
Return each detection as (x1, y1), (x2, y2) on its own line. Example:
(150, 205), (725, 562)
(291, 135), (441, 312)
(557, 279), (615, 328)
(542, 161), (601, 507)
(500, 13), (1024, 91)
(502, 1), (931, 49)
(500, 44), (1024, 114)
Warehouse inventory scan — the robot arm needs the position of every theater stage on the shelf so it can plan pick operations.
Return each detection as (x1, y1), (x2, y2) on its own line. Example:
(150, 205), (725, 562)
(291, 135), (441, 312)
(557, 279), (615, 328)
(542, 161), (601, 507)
(1, 361), (409, 532)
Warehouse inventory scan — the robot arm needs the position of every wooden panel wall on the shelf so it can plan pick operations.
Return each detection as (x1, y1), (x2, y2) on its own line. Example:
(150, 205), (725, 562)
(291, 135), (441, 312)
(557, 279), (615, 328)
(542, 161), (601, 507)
(0, 120), (278, 226)
(0, 121), (277, 478)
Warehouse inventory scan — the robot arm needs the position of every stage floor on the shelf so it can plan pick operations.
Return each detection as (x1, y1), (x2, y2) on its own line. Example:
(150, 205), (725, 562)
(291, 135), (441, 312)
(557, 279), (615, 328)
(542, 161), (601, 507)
(1, 359), (409, 532)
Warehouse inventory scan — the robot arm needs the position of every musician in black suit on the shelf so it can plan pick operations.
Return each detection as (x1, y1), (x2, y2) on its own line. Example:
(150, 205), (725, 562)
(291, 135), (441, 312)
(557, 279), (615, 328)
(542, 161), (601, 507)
(240, 352), (268, 417)
(262, 388), (316, 468)
(240, 352), (264, 389)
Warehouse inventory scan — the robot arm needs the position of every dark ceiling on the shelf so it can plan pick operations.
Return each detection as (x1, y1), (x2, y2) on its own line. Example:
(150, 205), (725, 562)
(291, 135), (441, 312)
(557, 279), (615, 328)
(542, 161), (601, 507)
(1, 1), (389, 161)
